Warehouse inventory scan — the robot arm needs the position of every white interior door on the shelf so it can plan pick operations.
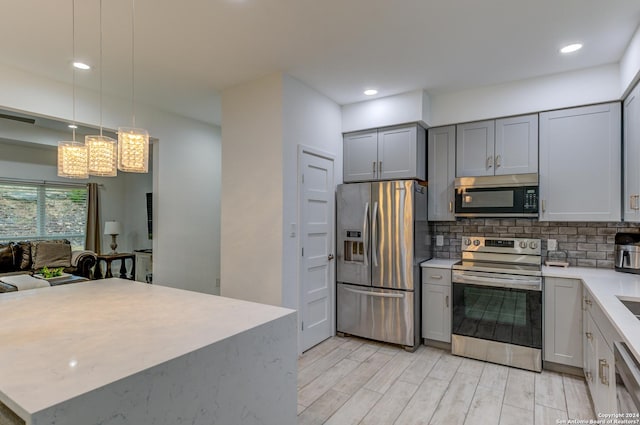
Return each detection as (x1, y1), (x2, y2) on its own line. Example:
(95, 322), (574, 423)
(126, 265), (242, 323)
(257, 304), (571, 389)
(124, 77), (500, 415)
(299, 147), (335, 352)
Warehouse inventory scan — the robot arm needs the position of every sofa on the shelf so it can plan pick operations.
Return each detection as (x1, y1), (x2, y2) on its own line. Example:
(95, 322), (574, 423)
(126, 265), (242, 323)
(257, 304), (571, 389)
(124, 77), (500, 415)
(0, 240), (97, 292)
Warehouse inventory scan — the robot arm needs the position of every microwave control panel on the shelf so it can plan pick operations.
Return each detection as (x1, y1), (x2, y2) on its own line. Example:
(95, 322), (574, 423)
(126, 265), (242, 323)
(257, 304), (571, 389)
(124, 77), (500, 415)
(523, 187), (538, 212)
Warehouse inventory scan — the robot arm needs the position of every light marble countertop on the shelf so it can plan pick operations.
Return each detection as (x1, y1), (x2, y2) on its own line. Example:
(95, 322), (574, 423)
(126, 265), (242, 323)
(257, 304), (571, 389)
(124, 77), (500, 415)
(0, 279), (295, 420)
(421, 259), (640, 363)
(420, 259), (459, 269)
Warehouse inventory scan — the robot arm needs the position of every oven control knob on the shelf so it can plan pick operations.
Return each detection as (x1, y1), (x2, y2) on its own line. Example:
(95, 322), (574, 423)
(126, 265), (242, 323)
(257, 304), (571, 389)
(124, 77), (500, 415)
(529, 241), (538, 249)
(464, 238), (472, 246)
(519, 241), (527, 248)
(473, 239), (480, 246)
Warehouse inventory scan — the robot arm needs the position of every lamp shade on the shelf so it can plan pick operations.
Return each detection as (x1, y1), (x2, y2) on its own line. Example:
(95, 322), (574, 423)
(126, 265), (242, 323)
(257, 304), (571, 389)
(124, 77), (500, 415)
(104, 221), (122, 235)
(118, 127), (149, 173)
(86, 135), (117, 176)
(57, 141), (88, 179)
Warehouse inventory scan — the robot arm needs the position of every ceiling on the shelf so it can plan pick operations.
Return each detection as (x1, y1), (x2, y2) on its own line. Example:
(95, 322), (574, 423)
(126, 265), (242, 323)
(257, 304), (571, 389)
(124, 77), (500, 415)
(1, 0), (639, 126)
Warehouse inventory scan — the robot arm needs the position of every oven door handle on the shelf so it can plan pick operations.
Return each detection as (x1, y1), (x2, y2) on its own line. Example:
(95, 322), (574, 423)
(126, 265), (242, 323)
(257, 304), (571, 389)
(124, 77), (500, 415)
(454, 274), (542, 291)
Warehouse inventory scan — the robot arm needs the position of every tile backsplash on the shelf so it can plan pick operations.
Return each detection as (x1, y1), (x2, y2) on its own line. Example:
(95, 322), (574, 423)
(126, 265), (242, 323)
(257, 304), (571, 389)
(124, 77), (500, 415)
(431, 218), (640, 269)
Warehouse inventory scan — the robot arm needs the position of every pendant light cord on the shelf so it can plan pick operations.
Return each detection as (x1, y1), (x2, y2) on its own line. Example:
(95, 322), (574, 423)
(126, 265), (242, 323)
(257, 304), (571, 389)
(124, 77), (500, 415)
(71, 0), (76, 142)
(99, 0), (103, 136)
(131, 0), (136, 129)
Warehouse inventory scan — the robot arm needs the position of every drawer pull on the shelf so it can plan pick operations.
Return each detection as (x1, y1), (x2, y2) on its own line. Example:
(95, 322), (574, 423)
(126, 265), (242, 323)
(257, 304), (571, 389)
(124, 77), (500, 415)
(430, 275), (443, 280)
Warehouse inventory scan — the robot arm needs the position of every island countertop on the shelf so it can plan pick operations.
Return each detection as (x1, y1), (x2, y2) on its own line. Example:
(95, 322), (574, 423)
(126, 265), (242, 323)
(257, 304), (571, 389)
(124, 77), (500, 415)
(0, 278), (296, 422)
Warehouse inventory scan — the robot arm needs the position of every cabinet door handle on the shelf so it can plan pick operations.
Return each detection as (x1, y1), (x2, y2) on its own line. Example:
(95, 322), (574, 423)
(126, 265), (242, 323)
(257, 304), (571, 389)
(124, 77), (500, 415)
(379, 161), (382, 174)
(585, 298), (592, 307)
(599, 359), (610, 386)
(449, 201), (453, 213)
(372, 161), (377, 176)
(633, 195), (640, 210)
(495, 155), (501, 168)
(541, 200), (546, 213)
(585, 332), (593, 341)
(486, 156), (493, 169)
(445, 295), (449, 308)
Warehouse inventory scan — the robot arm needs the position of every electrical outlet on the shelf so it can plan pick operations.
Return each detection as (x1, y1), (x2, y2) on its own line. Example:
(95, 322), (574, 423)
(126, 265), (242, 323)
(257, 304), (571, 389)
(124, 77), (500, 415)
(547, 239), (557, 251)
(436, 235), (444, 246)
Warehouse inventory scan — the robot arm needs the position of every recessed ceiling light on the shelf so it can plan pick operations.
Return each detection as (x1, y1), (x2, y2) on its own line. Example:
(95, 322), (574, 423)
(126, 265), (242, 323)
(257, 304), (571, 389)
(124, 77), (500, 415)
(364, 89), (378, 96)
(73, 62), (91, 70)
(68, 124), (78, 129)
(560, 43), (583, 54)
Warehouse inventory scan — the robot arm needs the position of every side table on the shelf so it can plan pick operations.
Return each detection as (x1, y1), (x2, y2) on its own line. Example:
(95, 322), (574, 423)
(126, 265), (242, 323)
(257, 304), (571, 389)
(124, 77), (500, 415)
(94, 253), (135, 280)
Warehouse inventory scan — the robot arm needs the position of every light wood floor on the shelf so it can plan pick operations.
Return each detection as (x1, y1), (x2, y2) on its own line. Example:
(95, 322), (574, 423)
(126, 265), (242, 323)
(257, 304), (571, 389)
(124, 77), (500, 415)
(297, 336), (595, 425)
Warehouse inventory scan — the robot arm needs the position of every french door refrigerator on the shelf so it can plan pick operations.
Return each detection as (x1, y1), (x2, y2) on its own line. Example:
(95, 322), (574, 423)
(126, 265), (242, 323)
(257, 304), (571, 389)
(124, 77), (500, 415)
(336, 180), (431, 350)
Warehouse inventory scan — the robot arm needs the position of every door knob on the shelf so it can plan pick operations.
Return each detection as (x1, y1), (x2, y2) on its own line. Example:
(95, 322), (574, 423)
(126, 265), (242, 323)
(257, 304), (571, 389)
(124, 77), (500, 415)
(328, 254), (335, 261)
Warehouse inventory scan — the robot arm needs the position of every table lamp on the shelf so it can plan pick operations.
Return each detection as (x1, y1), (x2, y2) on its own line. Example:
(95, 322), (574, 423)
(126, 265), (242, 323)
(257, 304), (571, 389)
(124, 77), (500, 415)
(104, 221), (122, 254)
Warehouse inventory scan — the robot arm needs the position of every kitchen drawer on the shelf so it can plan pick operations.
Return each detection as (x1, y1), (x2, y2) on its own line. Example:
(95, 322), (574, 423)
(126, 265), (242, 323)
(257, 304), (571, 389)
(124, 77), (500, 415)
(422, 267), (451, 286)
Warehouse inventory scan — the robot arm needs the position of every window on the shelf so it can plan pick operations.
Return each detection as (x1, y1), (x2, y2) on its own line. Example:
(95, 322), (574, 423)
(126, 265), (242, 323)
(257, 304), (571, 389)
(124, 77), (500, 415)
(0, 183), (88, 250)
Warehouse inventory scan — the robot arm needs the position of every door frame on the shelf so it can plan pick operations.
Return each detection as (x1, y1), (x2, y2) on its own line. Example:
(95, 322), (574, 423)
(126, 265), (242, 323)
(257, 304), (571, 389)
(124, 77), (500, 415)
(297, 144), (336, 354)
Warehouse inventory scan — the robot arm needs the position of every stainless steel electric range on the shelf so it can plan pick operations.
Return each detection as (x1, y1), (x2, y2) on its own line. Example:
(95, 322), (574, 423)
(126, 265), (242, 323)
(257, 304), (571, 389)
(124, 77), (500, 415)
(451, 236), (543, 372)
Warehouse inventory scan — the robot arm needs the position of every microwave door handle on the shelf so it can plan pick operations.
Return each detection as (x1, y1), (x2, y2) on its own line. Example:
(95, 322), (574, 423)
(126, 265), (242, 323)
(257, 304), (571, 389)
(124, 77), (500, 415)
(363, 202), (369, 266)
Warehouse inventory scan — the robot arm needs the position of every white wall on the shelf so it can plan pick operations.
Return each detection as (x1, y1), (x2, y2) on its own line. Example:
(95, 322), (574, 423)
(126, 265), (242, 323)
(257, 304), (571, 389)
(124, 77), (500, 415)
(0, 140), (150, 255)
(281, 75), (342, 310)
(342, 90), (431, 132)
(429, 64), (621, 126)
(220, 74), (284, 306)
(0, 63), (221, 294)
(621, 24), (640, 96)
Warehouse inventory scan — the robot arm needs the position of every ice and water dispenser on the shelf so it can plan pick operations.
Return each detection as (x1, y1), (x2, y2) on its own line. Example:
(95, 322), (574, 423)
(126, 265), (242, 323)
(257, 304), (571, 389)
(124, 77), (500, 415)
(343, 230), (365, 263)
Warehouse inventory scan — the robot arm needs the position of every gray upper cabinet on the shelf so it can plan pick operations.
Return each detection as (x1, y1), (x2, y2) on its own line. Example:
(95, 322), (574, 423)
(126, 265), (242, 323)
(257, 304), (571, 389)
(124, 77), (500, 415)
(456, 120), (495, 177)
(624, 83), (640, 222)
(539, 103), (621, 222)
(343, 129), (378, 182)
(343, 124), (426, 182)
(428, 126), (456, 221)
(494, 115), (538, 175)
(456, 114), (537, 177)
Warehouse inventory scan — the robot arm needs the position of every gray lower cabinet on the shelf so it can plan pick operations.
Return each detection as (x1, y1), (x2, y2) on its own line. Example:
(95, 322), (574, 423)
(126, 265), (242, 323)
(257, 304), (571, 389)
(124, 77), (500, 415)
(583, 286), (618, 415)
(421, 267), (451, 343)
(544, 277), (583, 367)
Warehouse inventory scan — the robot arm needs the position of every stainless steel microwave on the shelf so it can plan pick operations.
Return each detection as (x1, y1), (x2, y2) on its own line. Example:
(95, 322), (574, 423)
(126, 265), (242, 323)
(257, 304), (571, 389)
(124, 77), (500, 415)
(454, 173), (539, 218)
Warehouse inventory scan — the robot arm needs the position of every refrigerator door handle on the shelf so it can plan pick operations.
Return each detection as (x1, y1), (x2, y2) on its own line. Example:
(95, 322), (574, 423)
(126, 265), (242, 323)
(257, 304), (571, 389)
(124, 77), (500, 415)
(372, 201), (379, 267)
(363, 202), (369, 266)
(342, 286), (405, 299)
(398, 185), (407, 285)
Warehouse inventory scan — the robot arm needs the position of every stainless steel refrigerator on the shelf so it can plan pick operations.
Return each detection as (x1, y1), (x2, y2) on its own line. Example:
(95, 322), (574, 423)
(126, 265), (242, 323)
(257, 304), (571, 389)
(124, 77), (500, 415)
(336, 180), (431, 350)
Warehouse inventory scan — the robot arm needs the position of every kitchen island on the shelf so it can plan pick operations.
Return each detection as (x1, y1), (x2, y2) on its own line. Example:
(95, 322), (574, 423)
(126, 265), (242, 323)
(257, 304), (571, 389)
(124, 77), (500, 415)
(0, 278), (297, 425)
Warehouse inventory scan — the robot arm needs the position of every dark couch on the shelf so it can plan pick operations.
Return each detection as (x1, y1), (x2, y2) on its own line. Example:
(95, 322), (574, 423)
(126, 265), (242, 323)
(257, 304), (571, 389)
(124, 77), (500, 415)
(0, 240), (97, 292)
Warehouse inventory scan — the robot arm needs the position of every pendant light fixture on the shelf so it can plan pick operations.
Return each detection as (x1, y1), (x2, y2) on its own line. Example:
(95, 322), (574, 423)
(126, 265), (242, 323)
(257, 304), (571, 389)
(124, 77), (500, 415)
(58, 0), (88, 179)
(118, 0), (149, 174)
(86, 0), (117, 177)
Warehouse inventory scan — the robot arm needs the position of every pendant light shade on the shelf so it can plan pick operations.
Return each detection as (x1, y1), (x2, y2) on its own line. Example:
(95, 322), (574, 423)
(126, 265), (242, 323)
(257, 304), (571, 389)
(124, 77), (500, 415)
(117, 127), (149, 173)
(57, 141), (88, 179)
(86, 135), (117, 176)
